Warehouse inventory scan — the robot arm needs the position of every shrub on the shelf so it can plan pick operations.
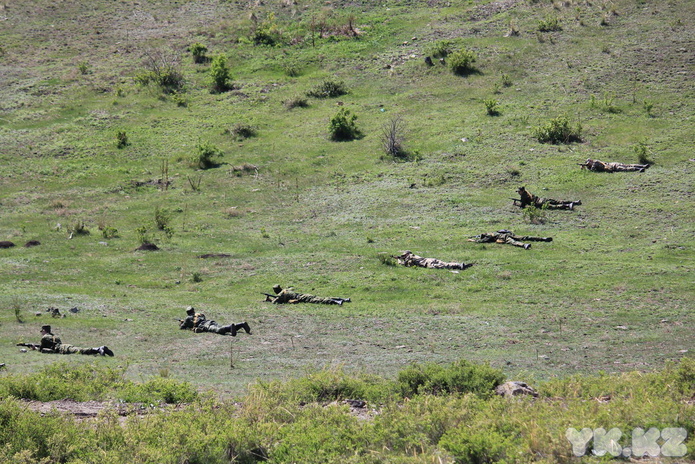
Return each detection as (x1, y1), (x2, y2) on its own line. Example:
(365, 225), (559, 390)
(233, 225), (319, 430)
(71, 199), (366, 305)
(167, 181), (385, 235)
(188, 42), (208, 63)
(140, 49), (185, 94)
(522, 204), (547, 224)
(225, 123), (256, 140)
(209, 55), (232, 93)
(119, 376), (198, 403)
(448, 48), (477, 76)
(428, 40), (452, 58)
(538, 15), (562, 32)
(532, 115), (582, 144)
(381, 115), (408, 159)
(397, 359), (505, 398)
(77, 61), (90, 75)
(634, 140), (654, 165)
(283, 95), (309, 109)
(329, 108), (361, 141)
(306, 79), (347, 98)
(192, 141), (223, 169)
(440, 428), (523, 464)
(250, 12), (282, 46)
(154, 206), (170, 231)
(116, 130), (129, 148)
(483, 98), (500, 116)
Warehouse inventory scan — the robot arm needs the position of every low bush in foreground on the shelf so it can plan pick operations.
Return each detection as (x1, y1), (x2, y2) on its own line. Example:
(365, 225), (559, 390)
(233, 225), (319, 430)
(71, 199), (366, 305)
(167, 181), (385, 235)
(0, 359), (692, 463)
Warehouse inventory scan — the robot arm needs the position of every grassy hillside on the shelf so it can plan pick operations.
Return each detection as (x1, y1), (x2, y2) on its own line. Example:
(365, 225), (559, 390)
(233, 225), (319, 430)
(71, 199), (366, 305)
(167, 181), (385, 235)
(0, 0), (693, 396)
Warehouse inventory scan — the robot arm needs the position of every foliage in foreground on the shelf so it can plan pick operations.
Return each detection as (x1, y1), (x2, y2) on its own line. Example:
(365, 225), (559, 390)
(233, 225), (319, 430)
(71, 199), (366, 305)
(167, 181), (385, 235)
(0, 358), (692, 464)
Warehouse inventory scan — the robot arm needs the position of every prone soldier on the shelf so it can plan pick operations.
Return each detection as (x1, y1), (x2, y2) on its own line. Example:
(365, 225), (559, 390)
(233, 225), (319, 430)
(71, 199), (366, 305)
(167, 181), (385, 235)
(580, 158), (649, 172)
(179, 307), (251, 336)
(264, 285), (351, 305)
(394, 251), (473, 270)
(513, 187), (580, 210)
(468, 230), (553, 250)
(17, 325), (114, 356)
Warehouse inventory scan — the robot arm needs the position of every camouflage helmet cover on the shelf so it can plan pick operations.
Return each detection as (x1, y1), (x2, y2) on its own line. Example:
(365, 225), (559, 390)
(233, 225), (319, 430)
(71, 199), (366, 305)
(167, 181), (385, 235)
(272, 284), (282, 294)
(41, 325), (51, 333)
(186, 306), (195, 315)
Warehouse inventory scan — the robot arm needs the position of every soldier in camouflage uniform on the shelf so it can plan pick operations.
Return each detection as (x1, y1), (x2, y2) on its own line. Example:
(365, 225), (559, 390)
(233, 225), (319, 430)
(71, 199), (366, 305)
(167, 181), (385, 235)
(266, 285), (351, 305)
(35, 325), (114, 356)
(395, 251), (473, 270)
(515, 187), (580, 210)
(468, 230), (553, 250)
(581, 158), (649, 172)
(179, 307), (251, 336)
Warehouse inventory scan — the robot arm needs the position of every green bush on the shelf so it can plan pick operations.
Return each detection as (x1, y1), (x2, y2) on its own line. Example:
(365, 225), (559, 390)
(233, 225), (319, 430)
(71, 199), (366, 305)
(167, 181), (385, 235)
(0, 362), (126, 402)
(188, 42), (208, 63)
(532, 115), (582, 144)
(209, 55), (231, 93)
(116, 130), (129, 148)
(440, 427), (523, 464)
(225, 123), (257, 140)
(397, 359), (505, 398)
(192, 141), (224, 169)
(448, 48), (478, 76)
(307, 80), (348, 98)
(118, 377), (198, 404)
(329, 108), (361, 141)
(483, 98), (500, 116)
(538, 15), (562, 32)
(283, 95), (309, 109)
(427, 40), (452, 58)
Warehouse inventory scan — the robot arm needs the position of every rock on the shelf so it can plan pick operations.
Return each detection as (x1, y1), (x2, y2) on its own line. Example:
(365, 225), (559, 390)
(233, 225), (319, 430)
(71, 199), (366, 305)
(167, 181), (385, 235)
(495, 381), (539, 398)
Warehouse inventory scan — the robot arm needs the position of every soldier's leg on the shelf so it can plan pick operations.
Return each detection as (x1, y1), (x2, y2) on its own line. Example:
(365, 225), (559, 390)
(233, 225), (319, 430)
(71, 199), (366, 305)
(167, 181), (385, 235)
(516, 235), (553, 242)
(504, 236), (528, 248)
(57, 344), (80, 354)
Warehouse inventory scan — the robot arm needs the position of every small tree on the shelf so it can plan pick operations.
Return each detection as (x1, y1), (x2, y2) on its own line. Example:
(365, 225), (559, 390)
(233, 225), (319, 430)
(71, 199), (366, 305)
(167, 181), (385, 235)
(532, 116), (582, 144)
(209, 55), (231, 93)
(329, 108), (361, 141)
(188, 42), (208, 64)
(381, 115), (407, 159)
(192, 141), (223, 169)
(449, 48), (477, 76)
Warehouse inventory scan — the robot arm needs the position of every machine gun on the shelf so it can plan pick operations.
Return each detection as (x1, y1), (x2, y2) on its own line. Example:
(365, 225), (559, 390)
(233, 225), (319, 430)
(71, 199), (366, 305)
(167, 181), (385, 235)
(16, 343), (40, 350)
(261, 292), (277, 300)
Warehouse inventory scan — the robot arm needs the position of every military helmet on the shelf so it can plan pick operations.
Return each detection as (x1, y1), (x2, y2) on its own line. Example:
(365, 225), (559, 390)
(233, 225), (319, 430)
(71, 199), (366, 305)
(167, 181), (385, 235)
(272, 284), (282, 294)
(186, 306), (195, 315)
(41, 325), (51, 333)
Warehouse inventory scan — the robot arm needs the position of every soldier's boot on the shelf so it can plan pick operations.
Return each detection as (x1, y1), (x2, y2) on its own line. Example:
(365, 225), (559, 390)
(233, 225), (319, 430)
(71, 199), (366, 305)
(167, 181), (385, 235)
(523, 244), (532, 250)
(97, 346), (114, 356)
(542, 237), (553, 242)
(222, 324), (237, 336)
(238, 322), (252, 335)
(82, 348), (99, 355)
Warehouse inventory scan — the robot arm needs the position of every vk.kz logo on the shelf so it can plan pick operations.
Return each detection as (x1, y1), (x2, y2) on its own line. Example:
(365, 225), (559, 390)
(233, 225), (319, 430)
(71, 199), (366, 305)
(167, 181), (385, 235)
(566, 427), (687, 457)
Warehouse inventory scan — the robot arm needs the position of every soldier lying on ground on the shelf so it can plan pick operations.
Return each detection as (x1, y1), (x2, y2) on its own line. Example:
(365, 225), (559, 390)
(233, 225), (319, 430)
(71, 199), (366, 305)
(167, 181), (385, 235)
(17, 325), (114, 356)
(179, 307), (251, 336)
(264, 285), (351, 305)
(394, 250), (473, 270)
(580, 158), (649, 172)
(513, 187), (580, 210)
(468, 230), (552, 250)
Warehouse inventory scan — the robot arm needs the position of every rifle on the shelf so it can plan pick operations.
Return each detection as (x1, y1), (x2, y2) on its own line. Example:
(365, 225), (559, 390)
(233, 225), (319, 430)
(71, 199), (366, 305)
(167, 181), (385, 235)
(16, 343), (39, 350)
(261, 292), (277, 300)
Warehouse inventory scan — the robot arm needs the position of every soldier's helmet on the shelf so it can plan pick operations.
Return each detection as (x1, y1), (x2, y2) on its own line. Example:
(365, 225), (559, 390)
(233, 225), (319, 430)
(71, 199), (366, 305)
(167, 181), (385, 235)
(41, 325), (51, 333)
(186, 306), (195, 315)
(272, 284), (282, 294)
(497, 229), (511, 234)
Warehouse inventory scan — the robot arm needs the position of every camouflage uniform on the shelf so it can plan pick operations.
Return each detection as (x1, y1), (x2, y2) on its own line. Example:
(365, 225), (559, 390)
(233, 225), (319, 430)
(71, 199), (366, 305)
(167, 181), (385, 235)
(396, 251), (472, 270)
(38, 326), (113, 356)
(516, 187), (579, 210)
(469, 230), (552, 249)
(269, 285), (349, 305)
(179, 308), (251, 336)
(582, 158), (649, 172)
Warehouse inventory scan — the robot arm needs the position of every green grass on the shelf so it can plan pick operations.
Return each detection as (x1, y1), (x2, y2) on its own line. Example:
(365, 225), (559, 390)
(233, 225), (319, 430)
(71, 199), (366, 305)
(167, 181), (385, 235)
(0, 0), (693, 403)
